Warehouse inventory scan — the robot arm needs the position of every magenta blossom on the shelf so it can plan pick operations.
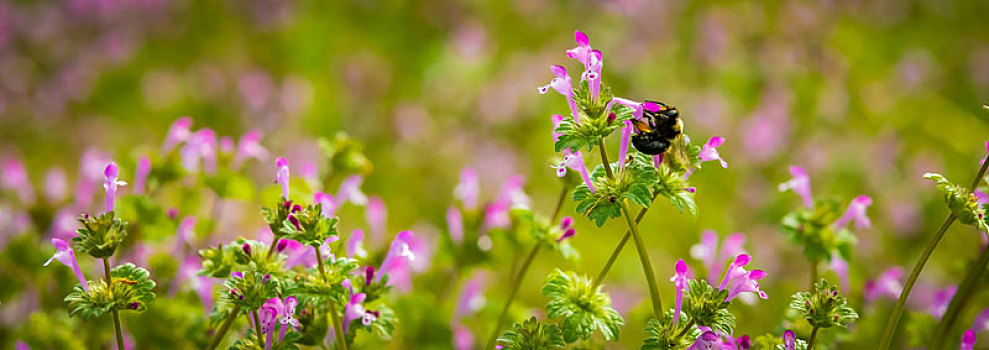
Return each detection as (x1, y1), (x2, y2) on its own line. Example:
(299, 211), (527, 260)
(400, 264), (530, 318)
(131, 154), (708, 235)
(975, 308), (989, 332)
(566, 31), (594, 67)
(233, 129), (268, 168)
(783, 330), (796, 350)
(778, 166), (813, 208)
(162, 117), (193, 153)
(833, 195), (873, 229)
(864, 266), (904, 302)
(454, 271), (487, 319)
(453, 325), (474, 350)
(551, 150), (595, 193)
(343, 292), (368, 333)
(347, 229), (367, 258)
(557, 216), (576, 243)
(670, 259), (689, 324)
(44, 238), (89, 292)
(454, 168), (479, 210)
(366, 196), (387, 243)
(275, 158), (290, 199)
(484, 175), (530, 230)
(376, 231), (416, 284)
(103, 162), (126, 212)
(335, 175), (368, 207)
(690, 230), (746, 285)
(133, 157), (150, 195)
(717, 254), (768, 301)
(538, 65), (580, 122)
(44, 167), (68, 204)
(2, 157), (34, 205)
(699, 137), (728, 168)
(180, 129), (217, 174)
(928, 285), (956, 319)
(961, 329), (976, 350)
(314, 192), (337, 218)
(687, 330), (721, 350)
(259, 305), (278, 349)
(617, 120), (633, 169)
(829, 254), (850, 294)
(606, 97), (645, 120)
(446, 206), (464, 243)
(172, 216), (196, 259)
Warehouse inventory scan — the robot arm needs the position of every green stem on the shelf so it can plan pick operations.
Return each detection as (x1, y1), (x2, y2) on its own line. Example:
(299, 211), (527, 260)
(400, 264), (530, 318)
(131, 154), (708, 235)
(878, 214), (956, 349)
(807, 327), (819, 350)
(674, 319), (696, 339)
(485, 244), (542, 350)
(930, 229), (989, 348)
(251, 309), (264, 347)
(880, 156), (989, 349)
(593, 192), (659, 288)
(810, 260), (818, 290)
(103, 258), (125, 350)
(266, 237), (281, 260)
(597, 138), (662, 317)
(550, 186), (568, 223)
(206, 306), (241, 350)
(315, 246), (347, 350)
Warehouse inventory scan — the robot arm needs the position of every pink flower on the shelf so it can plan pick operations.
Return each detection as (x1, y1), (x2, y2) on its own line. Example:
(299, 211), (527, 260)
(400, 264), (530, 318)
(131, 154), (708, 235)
(671, 259), (689, 324)
(275, 158), (290, 199)
(346, 229), (367, 258)
(454, 271), (487, 319)
(447, 206), (464, 243)
(377, 231), (416, 285)
(162, 117), (193, 153)
(103, 162), (126, 212)
(172, 216), (196, 259)
(314, 192), (337, 218)
(690, 231), (746, 285)
(233, 129), (268, 168)
(864, 266), (904, 302)
(783, 330), (796, 350)
(75, 149), (110, 207)
(606, 97), (645, 120)
(961, 329), (976, 350)
(929, 286), (957, 319)
(181, 129), (217, 174)
(453, 325), (475, 350)
(454, 168), (479, 210)
(133, 157), (150, 195)
(483, 176), (529, 231)
(335, 175), (367, 207)
(44, 238), (89, 292)
(778, 166), (813, 208)
(833, 195), (873, 229)
(687, 330), (721, 350)
(365, 196), (387, 243)
(698, 136), (728, 168)
(538, 65), (580, 122)
(829, 254), (850, 294)
(1, 157), (34, 205)
(566, 31), (594, 67)
(343, 293), (367, 333)
(44, 167), (67, 203)
(717, 254), (768, 301)
(556, 216), (577, 243)
(617, 120), (633, 169)
(259, 305), (278, 349)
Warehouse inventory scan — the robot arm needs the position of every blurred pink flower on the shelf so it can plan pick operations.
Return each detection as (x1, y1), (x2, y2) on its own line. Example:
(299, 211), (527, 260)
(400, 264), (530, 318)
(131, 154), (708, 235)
(864, 266), (903, 302)
(829, 254), (850, 294)
(454, 168), (479, 211)
(335, 175), (367, 207)
(961, 329), (976, 350)
(778, 166), (813, 208)
(833, 195), (873, 229)
(44, 238), (89, 292)
(43, 167), (67, 204)
(162, 117), (192, 153)
(1, 157), (34, 205)
(275, 158), (290, 199)
(454, 271), (487, 320)
(928, 285), (956, 319)
(366, 196), (387, 243)
(233, 130), (268, 169)
(133, 157), (150, 195)
(446, 206), (464, 243)
(690, 230), (747, 285)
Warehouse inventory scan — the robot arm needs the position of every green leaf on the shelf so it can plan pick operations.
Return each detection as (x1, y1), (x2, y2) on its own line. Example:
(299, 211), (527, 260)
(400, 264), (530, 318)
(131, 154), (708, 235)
(683, 279), (735, 335)
(497, 317), (566, 350)
(65, 263), (157, 319)
(73, 211), (128, 258)
(641, 311), (699, 350)
(279, 203), (340, 247)
(572, 159), (660, 227)
(541, 269), (624, 343)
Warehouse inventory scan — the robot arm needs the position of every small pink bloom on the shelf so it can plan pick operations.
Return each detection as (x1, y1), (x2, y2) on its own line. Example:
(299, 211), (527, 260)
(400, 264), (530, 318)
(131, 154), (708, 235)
(778, 166), (813, 208)
(929, 286), (957, 319)
(44, 238), (89, 292)
(335, 175), (367, 207)
(314, 192), (337, 218)
(829, 254), (850, 294)
(347, 229), (367, 258)
(864, 266), (904, 302)
(233, 129), (268, 168)
(377, 231), (416, 284)
(275, 158), (290, 199)
(833, 195), (873, 229)
(454, 271), (487, 319)
(699, 136), (728, 168)
(1, 157), (34, 205)
(454, 168), (480, 210)
(133, 157), (151, 195)
(44, 167), (67, 203)
(671, 259), (689, 324)
(538, 65), (580, 122)
(961, 329), (976, 350)
(162, 117), (193, 153)
(447, 207), (464, 243)
(783, 330), (796, 350)
(103, 162), (126, 212)
(343, 293), (367, 333)
(617, 120), (633, 170)
(365, 196), (387, 243)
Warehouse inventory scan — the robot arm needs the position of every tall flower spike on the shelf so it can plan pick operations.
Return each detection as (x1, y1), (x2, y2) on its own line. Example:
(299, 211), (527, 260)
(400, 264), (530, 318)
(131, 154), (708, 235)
(275, 158), (290, 199)
(699, 137), (728, 168)
(779, 166), (813, 208)
(133, 157), (150, 195)
(103, 162), (126, 212)
(454, 168), (479, 210)
(833, 195), (873, 229)
(538, 65), (580, 122)
(671, 259), (689, 324)
(44, 238), (89, 292)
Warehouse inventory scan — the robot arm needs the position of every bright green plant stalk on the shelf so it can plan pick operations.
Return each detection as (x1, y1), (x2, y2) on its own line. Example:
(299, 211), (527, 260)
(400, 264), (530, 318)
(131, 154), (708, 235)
(103, 257), (125, 350)
(928, 160), (989, 349)
(206, 306), (241, 350)
(592, 192), (659, 288)
(807, 327), (819, 350)
(314, 247), (347, 350)
(484, 186), (569, 350)
(599, 139), (663, 317)
(809, 260), (818, 290)
(879, 158), (989, 349)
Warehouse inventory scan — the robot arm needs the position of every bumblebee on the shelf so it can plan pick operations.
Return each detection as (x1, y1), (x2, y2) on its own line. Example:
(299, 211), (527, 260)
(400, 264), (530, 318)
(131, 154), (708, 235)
(630, 101), (683, 155)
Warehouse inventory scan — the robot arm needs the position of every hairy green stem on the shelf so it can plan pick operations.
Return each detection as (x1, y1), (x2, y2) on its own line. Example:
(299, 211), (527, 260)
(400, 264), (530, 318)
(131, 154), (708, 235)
(315, 246), (347, 350)
(807, 327), (819, 350)
(103, 258), (125, 350)
(592, 192), (659, 288)
(880, 156), (989, 349)
(597, 138), (663, 317)
(485, 243), (542, 349)
(250, 309), (264, 347)
(206, 306), (241, 350)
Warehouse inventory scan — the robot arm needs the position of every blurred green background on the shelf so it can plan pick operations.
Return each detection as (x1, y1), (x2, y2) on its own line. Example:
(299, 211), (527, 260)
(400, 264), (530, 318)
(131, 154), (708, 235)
(2, 0), (989, 348)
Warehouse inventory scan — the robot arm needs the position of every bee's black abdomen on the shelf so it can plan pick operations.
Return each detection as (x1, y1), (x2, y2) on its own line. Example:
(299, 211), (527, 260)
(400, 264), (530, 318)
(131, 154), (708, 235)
(631, 133), (670, 155)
